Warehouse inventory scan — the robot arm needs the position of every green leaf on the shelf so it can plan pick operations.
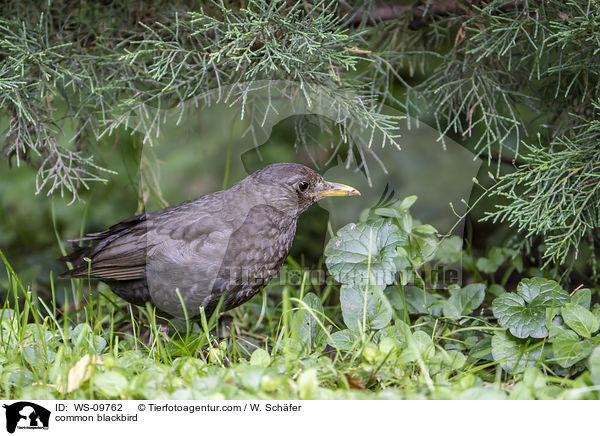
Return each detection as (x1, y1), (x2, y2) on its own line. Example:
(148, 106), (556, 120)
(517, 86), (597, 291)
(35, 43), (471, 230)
(410, 231), (439, 263)
(292, 293), (328, 353)
(488, 284), (506, 297)
(0, 309), (17, 324)
(476, 247), (506, 274)
(376, 196), (418, 218)
(340, 284), (392, 332)
(400, 330), (435, 363)
(94, 371), (128, 398)
(491, 331), (541, 374)
(492, 293), (548, 339)
(297, 368), (318, 400)
(386, 285), (441, 317)
(459, 388), (507, 400)
(571, 288), (591, 310)
(71, 323), (107, 353)
(398, 195), (418, 211)
(71, 323), (92, 341)
(440, 349), (467, 370)
(413, 224), (437, 234)
(7, 370), (34, 387)
(560, 303), (599, 338)
(589, 347), (600, 385)
(327, 329), (359, 351)
(492, 278), (569, 338)
(550, 325), (593, 368)
(239, 367), (265, 392)
(325, 218), (406, 286)
(249, 349), (271, 367)
(517, 278), (569, 306)
(593, 304), (600, 325)
(548, 324), (579, 343)
(22, 346), (56, 370)
(373, 322), (408, 348)
(442, 284), (486, 318)
(517, 277), (569, 308)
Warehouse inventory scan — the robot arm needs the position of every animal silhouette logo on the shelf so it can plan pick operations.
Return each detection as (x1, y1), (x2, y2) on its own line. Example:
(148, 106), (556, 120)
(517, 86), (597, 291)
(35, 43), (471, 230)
(2, 402), (50, 433)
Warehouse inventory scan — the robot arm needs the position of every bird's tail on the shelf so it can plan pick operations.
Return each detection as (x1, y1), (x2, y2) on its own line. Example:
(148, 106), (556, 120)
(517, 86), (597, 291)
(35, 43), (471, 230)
(58, 243), (95, 278)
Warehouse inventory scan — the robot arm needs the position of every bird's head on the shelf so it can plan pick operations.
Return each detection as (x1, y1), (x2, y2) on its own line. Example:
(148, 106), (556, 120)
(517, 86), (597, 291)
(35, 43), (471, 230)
(247, 163), (360, 217)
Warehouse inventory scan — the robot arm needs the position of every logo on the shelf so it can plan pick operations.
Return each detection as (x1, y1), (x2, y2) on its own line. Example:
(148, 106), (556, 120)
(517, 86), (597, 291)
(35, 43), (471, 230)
(2, 402), (50, 433)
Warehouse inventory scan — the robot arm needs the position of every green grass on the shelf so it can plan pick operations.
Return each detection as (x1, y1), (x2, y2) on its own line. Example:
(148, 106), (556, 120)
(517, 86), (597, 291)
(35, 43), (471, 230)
(1, 244), (599, 401)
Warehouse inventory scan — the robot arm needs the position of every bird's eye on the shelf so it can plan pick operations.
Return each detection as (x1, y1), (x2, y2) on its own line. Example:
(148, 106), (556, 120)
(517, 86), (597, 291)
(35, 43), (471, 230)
(298, 181), (309, 192)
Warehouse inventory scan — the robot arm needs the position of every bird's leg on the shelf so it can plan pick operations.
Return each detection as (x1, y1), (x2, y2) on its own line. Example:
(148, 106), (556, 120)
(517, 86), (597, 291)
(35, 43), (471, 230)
(215, 312), (233, 339)
(154, 316), (171, 343)
(124, 304), (171, 345)
(138, 319), (169, 345)
(204, 312), (233, 367)
(210, 337), (231, 367)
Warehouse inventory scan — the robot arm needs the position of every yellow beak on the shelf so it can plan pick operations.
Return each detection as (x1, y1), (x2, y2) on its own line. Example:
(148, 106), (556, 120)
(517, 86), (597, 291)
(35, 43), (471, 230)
(311, 181), (361, 198)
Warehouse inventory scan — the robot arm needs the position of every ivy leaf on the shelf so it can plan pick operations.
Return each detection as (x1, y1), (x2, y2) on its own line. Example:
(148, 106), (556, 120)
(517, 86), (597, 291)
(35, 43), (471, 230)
(491, 331), (541, 374)
(492, 278), (569, 338)
(492, 293), (549, 339)
(325, 218), (406, 286)
(560, 303), (599, 338)
(442, 284), (486, 318)
(517, 278), (569, 306)
(340, 284), (392, 333)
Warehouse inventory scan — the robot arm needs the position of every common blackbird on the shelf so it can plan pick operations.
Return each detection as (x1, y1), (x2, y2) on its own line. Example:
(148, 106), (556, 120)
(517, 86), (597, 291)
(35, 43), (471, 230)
(59, 163), (359, 318)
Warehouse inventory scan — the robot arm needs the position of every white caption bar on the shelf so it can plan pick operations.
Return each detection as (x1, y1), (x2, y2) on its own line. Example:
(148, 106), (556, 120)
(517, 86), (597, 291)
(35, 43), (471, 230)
(0, 400), (596, 435)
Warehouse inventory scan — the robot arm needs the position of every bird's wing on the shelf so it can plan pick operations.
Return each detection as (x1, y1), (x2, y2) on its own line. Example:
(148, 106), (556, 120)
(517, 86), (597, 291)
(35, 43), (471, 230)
(143, 196), (237, 316)
(59, 213), (150, 280)
(59, 193), (234, 282)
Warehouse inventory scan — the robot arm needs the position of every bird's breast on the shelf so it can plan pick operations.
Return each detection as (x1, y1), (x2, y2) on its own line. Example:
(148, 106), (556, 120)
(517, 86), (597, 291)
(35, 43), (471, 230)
(220, 205), (297, 279)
